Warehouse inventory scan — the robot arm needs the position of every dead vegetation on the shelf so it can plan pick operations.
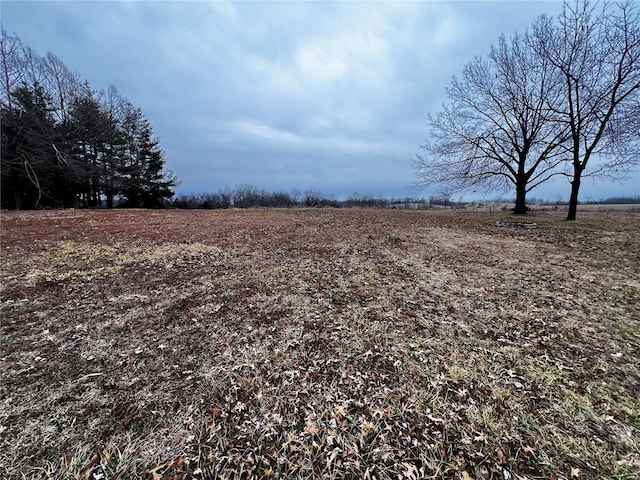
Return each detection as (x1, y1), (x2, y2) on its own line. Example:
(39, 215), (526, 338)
(1, 209), (638, 479)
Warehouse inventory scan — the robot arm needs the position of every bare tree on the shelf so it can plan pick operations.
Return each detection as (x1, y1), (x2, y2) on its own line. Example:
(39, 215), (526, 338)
(96, 85), (129, 208)
(0, 30), (26, 111)
(41, 52), (81, 125)
(414, 31), (569, 214)
(532, 0), (640, 220)
(0, 31), (48, 209)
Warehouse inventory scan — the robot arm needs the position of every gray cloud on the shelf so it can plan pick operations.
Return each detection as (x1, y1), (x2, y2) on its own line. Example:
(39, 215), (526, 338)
(3, 1), (637, 200)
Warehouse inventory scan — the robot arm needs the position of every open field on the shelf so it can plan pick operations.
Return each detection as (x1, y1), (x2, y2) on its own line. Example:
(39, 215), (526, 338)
(1, 209), (639, 480)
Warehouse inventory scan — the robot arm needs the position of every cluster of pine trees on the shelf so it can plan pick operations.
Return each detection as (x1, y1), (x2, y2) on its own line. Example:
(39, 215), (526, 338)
(1, 30), (179, 210)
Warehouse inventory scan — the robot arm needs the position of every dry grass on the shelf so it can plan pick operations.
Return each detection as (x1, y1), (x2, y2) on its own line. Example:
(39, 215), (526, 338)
(1, 209), (638, 479)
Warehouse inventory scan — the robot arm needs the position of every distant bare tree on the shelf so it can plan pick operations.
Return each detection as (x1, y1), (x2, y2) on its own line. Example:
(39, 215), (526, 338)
(304, 189), (336, 208)
(532, 0), (640, 220)
(414, 31), (568, 214)
(0, 30), (26, 111)
(0, 32), (48, 209)
(41, 52), (81, 125)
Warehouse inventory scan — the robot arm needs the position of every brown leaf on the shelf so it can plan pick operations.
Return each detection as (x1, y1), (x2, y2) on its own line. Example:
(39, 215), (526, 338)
(168, 456), (185, 469)
(496, 447), (507, 465)
(263, 468), (274, 478)
(305, 422), (320, 435)
(370, 408), (386, 419)
(333, 405), (348, 417)
(400, 462), (419, 479)
(146, 464), (166, 480)
(474, 431), (488, 442)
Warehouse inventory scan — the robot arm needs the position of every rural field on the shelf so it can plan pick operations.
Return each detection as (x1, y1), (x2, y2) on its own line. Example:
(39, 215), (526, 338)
(0, 208), (638, 480)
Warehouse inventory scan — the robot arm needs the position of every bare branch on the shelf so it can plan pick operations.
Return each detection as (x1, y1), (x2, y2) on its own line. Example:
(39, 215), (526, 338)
(531, 0), (640, 219)
(414, 28), (569, 213)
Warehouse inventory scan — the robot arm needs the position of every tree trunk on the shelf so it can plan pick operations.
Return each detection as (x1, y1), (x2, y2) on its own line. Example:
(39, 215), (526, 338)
(13, 190), (22, 210)
(513, 180), (528, 215)
(566, 174), (581, 221)
(92, 179), (100, 207)
(12, 168), (22, 210)
(105, 188), (114, 209)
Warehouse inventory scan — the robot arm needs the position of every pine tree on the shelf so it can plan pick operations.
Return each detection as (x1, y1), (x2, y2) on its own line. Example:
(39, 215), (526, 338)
(1, 83), (58, 208)
(1, 29), (179, 209)
(119, 103), (177, 207)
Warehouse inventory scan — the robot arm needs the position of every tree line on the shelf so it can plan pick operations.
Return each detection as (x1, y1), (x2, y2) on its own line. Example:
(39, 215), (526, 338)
(1, 30), (178, 210)
(174, 186), (451, 209)
(413, 0), (639, 220)
(174, 186), (340, 209)
(175, 185), (640, 210)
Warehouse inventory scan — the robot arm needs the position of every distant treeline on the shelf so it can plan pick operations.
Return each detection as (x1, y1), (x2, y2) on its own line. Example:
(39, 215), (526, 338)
(174, 186), (470, 210)
(522, 196), (640, 205)
(581, 196), (640, 205)
(173, 187), (640, 210)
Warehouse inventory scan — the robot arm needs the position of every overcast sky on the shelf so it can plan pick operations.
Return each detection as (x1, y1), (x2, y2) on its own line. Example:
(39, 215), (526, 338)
(2, 1), (638, 200)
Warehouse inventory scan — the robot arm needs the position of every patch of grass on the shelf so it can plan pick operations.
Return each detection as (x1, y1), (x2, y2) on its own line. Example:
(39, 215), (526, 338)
(1, 209), (638, 479)
(388, 233), (402, 243)
(21, 442), (143, 480)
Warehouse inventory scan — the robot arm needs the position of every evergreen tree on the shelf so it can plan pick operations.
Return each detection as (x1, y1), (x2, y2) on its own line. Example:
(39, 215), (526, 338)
(1, 83), (58, 208)
(1, 29), (179, 209)
(119, 104), (177, 207)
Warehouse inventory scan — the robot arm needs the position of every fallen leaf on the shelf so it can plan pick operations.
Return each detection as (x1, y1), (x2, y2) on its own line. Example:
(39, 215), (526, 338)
(333, 405), (348, 417)
(570, 467), (580, 478)
(474, 432), (488, 442)
(305, 422), (320, 435)
(145, 464), (166, 480)
(168, 456), (184, 469)
(370, 408), (386, 419)
(400, 462), (419, 479)
(496, 447), (507, 465)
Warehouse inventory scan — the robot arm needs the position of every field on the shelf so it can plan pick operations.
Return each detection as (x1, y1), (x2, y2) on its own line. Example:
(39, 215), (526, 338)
(1, 209), (638, 480)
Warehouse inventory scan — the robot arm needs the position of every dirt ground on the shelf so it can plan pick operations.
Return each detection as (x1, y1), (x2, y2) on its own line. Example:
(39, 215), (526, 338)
(1, 209), (638, 479)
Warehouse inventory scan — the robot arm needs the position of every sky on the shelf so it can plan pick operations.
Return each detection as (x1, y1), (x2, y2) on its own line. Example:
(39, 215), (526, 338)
(2, 1), (638, 201)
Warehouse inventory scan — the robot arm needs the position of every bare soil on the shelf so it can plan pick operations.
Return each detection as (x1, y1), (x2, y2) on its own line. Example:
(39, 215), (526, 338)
(1, 209), (638, 479)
